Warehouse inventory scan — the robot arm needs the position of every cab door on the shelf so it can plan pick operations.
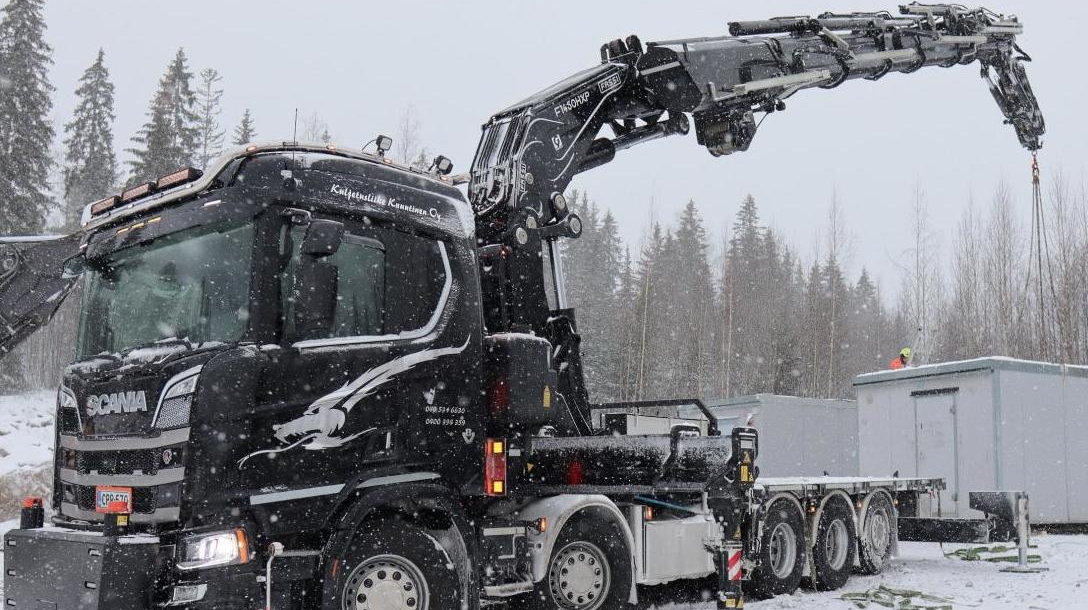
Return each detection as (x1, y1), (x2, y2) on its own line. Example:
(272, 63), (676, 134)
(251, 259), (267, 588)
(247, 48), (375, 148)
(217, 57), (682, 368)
(0, 234), (82, 355)
(238, 215), (480, 533)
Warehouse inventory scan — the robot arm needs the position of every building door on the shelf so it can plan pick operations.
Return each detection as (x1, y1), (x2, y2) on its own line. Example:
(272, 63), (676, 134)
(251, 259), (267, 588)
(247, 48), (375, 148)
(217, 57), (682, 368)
(915, 393), (958, 516)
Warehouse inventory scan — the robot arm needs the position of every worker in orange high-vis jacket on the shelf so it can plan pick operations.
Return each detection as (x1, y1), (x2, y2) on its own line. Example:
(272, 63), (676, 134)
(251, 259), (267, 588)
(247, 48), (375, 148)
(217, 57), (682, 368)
(889, 347), (911, 370)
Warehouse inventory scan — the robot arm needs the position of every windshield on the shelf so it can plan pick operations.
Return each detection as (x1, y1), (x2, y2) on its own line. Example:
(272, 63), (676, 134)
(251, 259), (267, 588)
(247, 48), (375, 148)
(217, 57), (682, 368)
(76, 222), (255, 357)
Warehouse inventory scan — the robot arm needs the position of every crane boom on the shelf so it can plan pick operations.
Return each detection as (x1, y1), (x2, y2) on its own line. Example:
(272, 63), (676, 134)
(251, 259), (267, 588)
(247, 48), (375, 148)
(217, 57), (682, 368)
(469, 2), (1043, 236)
(467, 2), (1045, 431)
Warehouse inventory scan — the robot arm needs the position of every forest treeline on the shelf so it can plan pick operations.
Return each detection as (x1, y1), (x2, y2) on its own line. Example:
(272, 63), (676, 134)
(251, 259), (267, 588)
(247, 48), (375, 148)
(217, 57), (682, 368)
(563, 174), (1088, 402)
(3, 0), (1087, 400)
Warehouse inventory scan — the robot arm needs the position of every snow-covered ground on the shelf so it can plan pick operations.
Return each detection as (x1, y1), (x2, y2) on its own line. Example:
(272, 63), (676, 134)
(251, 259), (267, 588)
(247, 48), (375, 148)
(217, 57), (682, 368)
(0, 390), (56, 477)
(640, 534), (1087, 609)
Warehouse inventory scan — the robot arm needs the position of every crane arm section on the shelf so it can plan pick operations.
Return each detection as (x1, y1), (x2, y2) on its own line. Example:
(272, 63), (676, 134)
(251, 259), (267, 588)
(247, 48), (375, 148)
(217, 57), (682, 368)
(467, 3), (1044, 433)
(468, 2), (1044, 242)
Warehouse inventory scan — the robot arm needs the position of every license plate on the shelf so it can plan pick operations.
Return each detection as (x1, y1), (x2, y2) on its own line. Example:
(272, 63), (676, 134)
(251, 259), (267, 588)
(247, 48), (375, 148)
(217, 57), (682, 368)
(95, 486), (133, 514)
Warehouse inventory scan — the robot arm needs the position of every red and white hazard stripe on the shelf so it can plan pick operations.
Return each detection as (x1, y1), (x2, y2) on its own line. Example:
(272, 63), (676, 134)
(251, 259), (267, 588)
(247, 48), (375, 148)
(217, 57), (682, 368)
(727, 549), (743, 581)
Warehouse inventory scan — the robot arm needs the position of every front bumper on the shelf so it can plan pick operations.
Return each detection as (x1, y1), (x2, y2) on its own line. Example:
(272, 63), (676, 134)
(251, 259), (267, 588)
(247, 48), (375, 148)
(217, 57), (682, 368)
(2, 527), (265, 609)
(4, 526), (160, 609)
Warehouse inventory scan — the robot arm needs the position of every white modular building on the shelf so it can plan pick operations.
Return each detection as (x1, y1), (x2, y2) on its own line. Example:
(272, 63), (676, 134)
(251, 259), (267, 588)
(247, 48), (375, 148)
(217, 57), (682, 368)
(853, 357), (1088, 523)
(706, 394), (859, 478)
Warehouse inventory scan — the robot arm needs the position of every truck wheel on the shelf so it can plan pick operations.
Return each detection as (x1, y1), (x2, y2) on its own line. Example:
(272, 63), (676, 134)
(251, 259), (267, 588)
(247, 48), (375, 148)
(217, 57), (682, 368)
(528, 516), (632, 610)
(748, 499), (805, 598)
(857, 492), (895, 575)
(811, 498), (856, 591)
(327, 518), (461, 610)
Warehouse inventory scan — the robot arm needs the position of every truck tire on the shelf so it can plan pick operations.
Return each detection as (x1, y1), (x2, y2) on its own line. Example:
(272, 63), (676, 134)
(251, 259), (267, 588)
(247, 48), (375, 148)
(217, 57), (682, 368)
(857, 492), (895, 575)
(748, 499), (805, 598)
(811, 497), (856, 591)
(326, 518), (461, 610)
(527, 515), (632, 610)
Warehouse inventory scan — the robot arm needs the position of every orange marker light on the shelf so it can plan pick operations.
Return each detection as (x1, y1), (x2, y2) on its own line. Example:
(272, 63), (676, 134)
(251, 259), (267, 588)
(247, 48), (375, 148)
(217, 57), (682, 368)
(485, 437), (507, 497)
(234, 529), (249, 565)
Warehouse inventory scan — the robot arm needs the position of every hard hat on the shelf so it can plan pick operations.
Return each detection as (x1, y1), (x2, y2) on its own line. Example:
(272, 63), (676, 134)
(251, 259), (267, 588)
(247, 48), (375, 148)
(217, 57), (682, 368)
(900, 347), (912, 358)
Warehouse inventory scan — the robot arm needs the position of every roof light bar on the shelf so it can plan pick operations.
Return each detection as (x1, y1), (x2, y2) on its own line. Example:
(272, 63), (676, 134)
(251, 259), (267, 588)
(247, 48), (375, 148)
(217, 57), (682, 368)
(155, 167), (203, 190)
(89, 195), (120, 216)
(121, 182), (155, 203)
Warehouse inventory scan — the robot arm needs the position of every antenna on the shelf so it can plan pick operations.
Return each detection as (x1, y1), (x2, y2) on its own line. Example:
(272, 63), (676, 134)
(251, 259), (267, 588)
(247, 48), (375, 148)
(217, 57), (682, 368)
(292, 108), (299, 144)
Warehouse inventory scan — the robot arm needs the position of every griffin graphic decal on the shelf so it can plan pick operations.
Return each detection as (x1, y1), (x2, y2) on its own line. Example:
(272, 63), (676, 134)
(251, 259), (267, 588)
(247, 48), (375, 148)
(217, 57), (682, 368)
(238, 338), (470, 467)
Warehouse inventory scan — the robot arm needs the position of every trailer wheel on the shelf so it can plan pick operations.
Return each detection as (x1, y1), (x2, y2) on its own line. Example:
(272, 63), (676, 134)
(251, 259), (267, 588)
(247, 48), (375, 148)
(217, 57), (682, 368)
(811, 497), (857, 591)
(326, 518), (460, 610)
(527, 515), (632, 610)
(748, 499), (805, 598)
(857, 492), (895, 575)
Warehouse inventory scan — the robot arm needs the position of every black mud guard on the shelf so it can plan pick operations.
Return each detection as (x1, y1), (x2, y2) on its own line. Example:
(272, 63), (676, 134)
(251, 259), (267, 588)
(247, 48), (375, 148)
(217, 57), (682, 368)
(320, 476), (480, 610)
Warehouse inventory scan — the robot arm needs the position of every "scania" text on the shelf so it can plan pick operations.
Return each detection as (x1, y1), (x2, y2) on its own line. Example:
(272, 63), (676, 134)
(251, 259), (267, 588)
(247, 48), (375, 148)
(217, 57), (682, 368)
(86, 391), (148, 416)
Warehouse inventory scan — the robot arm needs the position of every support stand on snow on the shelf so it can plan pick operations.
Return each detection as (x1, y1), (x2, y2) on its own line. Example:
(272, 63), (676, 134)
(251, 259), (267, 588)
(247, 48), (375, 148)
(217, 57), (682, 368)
(1000, 492), (1047, 574)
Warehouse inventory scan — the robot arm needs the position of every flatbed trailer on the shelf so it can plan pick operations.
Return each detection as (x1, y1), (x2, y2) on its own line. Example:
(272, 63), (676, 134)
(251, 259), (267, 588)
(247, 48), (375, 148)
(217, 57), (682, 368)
(584, 405), (1033, 600)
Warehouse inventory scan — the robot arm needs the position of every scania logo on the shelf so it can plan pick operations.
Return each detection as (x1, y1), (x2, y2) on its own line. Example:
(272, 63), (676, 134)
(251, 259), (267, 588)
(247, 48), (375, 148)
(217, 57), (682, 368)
(86, 391), (148, 416)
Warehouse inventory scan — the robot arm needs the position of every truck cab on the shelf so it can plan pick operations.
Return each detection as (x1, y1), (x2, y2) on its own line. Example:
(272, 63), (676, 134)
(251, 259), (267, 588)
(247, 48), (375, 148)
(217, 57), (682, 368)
(4, 144), (502, 607)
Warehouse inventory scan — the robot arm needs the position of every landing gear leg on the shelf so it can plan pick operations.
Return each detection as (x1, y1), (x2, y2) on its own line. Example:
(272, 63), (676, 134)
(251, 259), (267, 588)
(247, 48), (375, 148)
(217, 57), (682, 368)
(711, 540), (745, 609)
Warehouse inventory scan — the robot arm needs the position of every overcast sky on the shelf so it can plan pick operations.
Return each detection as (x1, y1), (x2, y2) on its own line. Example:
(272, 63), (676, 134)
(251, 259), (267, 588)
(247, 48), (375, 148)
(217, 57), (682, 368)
(35, 0), (1087, 295)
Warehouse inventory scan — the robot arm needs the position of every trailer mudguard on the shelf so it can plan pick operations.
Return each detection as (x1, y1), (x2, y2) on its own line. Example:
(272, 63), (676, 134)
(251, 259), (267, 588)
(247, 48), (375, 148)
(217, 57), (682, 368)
(858, 489), (899, 560)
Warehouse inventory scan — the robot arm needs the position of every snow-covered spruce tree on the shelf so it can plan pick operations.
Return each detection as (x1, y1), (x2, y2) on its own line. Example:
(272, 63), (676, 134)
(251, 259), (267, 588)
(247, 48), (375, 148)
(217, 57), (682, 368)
(61, 49), (117, 231)
(0, 0), (55, 235)
(667, 201), (715, 397)
(195, 67), (225, 169)
(232, 108), (257, 146)
(126, 48), (199, 185)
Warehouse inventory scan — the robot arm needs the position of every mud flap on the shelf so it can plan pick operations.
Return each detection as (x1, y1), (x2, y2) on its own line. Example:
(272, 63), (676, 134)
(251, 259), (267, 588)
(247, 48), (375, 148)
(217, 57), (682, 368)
(0, 233), (82, 356)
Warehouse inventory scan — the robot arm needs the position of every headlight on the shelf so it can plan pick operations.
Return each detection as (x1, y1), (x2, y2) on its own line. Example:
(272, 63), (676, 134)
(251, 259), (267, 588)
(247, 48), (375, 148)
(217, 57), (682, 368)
(154, 366), (202, 429)
(162, 374), (198, 401)
(58, 386), (81, 434)
(59, 386), (77, 410)
(178, 528), (250, 570)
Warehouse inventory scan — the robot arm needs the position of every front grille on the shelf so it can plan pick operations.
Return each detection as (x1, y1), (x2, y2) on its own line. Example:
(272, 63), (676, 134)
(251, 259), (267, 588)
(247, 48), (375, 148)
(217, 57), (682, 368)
(67, 448), (160, 475)
(154, 395), (192, 429)
(73, 485), (158, 514)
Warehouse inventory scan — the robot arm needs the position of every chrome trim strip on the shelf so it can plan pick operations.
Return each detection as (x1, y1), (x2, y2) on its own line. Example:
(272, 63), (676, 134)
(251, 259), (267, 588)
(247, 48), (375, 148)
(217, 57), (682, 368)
(61, 502), (180, 524)
(638, 61), (681, 77)
(357, 472), (440, 489)
(293, 241), (453, 350)
(151, 365), (203, 428)
(483, 526), (524, 537)
(60, 468), (184, 487)
(59, 428), (190, 451)
(250, 484), (345, 506)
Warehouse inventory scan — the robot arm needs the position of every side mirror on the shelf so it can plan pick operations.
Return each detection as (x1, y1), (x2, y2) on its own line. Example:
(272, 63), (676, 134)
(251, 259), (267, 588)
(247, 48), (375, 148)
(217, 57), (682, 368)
(292, 219), (344, 339)
(293, 261), (338, 339)
(300, 220), (344, 256)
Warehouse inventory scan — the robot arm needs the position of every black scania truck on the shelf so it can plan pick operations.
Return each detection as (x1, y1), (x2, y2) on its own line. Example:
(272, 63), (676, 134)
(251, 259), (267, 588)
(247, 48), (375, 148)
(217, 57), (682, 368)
(0, 5), (1044, 609)
(2, 142), (762, 609)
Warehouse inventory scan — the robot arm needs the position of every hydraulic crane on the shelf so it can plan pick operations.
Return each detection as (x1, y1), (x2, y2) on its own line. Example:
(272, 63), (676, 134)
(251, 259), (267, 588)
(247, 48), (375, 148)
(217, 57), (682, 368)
(468, 2), (1044, 434)
(0, 5), (1048, 610)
